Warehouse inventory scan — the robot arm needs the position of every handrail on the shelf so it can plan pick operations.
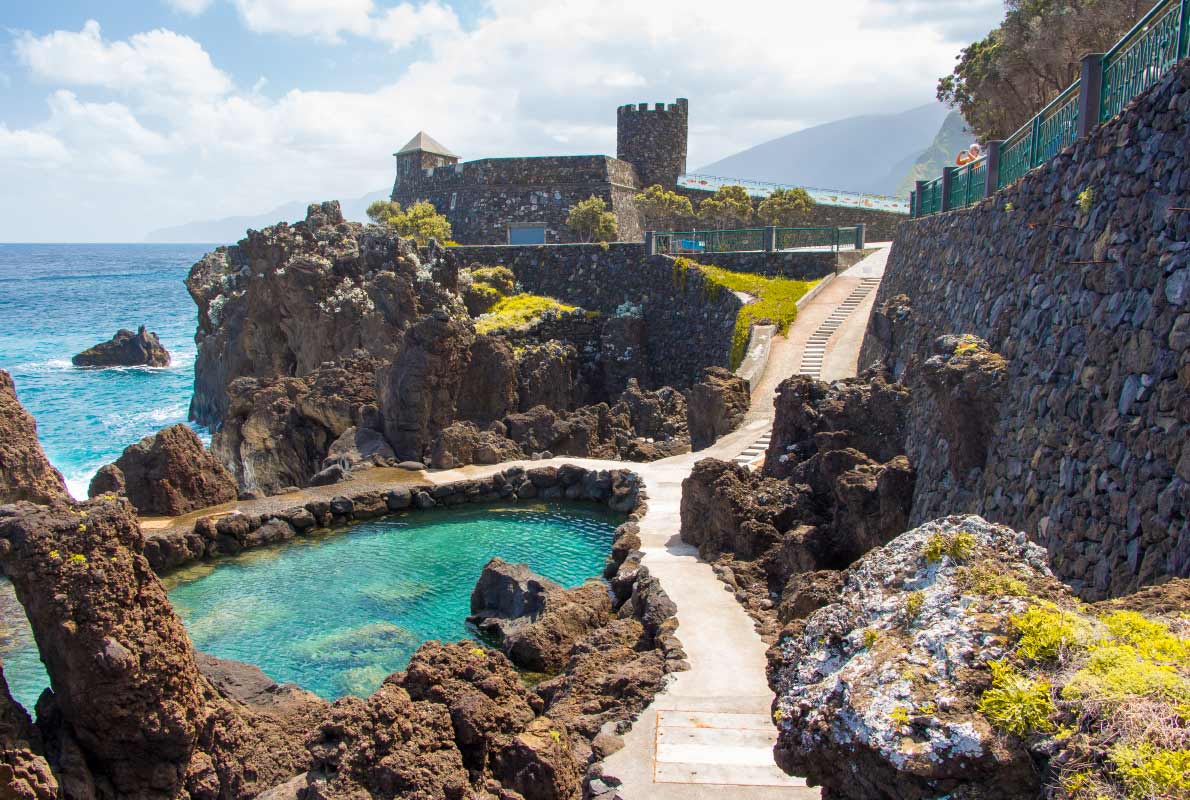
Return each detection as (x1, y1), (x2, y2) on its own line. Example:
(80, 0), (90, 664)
(650, 225), (863, 254)
(914, 0), (1188, 217)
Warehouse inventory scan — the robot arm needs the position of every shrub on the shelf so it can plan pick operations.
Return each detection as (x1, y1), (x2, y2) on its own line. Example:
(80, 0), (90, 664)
(889, 706), (910, 729)
(757, 187), (814, 226)
(862, 628), (879, 649)
(955, 563), (1028, 597)
(368, 199), (453, 244)
(475, 294), (577, 335)
(470, 266), (516, 295)
(1076, 187), (1094, 213)
(1061, 644), (1189, 707)
(922, 530), (976, 563)
(905, 591), (924, 619)
(1011, 604), (1090, 661)
(635, 184), (694, 230)
(1110, 742), (1190, 799)
(1100, 611), (1189, 664)
(977, 660), (1055, 736)
(463, 282), (502, 317)
(566, 196), (618, 242)
(697, 185), (753, 229)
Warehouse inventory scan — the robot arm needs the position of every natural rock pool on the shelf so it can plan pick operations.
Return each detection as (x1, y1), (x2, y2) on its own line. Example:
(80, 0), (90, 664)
(0, 502), (620, 710)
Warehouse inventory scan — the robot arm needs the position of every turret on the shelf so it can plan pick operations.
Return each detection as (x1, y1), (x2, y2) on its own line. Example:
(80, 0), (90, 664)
(616, 98), (689, 189)
(391, 131), (459, 198)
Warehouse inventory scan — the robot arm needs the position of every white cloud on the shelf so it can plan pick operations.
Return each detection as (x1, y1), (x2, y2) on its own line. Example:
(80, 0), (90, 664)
(231, 0), (459, 47)
(14, 21), (232, 100)
(0, 0), (1003, 241)
(166, 0), (216, 15)
(0, 125), (70, 166)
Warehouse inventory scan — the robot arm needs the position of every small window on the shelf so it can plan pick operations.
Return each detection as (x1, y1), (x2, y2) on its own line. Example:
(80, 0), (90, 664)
(450, 192), (457, 210)
(508, 224), (546, 245)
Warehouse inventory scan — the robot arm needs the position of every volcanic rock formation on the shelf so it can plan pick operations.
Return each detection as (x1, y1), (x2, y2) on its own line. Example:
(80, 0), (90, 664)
(88, 424), (237, 516)
(687, 366), (749, 451)
(72, 326), (171, 368)
(0, 497), (326, 798)
(0, 370), (69, 506)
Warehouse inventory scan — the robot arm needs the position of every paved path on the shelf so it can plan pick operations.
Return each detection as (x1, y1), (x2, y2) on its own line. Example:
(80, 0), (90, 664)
(147, 251), (890, 797)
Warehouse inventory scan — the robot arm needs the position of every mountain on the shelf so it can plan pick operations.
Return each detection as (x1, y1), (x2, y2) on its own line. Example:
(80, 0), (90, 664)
(890, 111), (971, 198)
(695, 103), (952, 197)
(144, 190), (389, 244)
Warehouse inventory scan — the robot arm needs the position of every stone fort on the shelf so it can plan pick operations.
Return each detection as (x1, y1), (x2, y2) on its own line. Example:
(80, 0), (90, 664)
(390, 99), (689, 245)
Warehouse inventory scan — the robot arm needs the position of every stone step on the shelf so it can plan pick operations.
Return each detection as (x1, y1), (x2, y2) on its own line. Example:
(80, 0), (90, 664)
(653, 710), (809, 788)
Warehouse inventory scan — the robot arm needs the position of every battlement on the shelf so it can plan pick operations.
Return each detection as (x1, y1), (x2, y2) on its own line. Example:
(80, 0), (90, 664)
(617, 98), (689, 116)
(616, 97), (688, 189)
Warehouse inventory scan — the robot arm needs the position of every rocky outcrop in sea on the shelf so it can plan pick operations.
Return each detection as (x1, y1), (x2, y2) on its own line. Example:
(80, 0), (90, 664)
(72, 326), (171, 368)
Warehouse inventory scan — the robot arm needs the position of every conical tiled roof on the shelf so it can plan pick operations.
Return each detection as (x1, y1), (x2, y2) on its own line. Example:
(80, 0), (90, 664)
(395, 131), (458, 158)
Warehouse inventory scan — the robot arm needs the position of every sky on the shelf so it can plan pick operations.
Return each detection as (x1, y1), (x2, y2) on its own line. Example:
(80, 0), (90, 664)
(0, 0), (1004, 242)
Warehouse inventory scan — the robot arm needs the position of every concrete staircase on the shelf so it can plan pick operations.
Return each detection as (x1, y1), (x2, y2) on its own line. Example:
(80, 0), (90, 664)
(797, 276), (881, 378)
(733, 431), (771, 466)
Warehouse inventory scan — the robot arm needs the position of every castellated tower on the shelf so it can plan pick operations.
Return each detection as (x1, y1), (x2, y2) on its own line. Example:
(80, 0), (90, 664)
(616, 98), (689, 190)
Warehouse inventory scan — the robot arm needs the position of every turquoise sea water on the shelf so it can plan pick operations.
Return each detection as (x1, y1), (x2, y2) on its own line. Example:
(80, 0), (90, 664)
(0, 502), (618, 709)
(0, 243), (212, 497)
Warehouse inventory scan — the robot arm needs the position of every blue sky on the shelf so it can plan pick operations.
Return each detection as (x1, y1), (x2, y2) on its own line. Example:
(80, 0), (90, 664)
(0, 0), (1004, 241)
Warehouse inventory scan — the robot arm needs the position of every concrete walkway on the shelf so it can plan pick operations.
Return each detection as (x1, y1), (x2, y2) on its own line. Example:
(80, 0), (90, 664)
(146, 250), (890, 798)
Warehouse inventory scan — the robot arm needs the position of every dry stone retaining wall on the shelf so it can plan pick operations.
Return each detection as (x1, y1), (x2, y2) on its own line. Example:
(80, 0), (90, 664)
(860, 62), (1190, 600)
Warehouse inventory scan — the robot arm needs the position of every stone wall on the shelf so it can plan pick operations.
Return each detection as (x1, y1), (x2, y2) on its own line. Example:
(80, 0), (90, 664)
(452, 243), (743, 388)
(678, 250), (837, 280)
(860, 61), (1190, 599)
(393, 155), (642, 245)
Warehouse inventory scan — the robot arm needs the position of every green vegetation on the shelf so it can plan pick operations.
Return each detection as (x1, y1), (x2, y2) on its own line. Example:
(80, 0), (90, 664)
(672, 258), (816, 369)
(367, 199), (453, 244)
(970, 596), (1190, 798)
(977, 660), (1056, 736)
(922, 530), (976, 563)
(956, 563), (1029, 597)
(905, 591), (924, 619)
(635, 184), (694, 230)
(889, 705), (910, 729)
(756, 187), (814, 227)
(697, 185), (753, 229)
(1110, 742), (1190, 799)
(566, 196), (618, 242)
(470, 266), (516, 295)
(475, 294), (577, 335)
(1076, 187), (1094, 214)
(862, 628), (880, 649)
(1010, 603), (1090, 661)
(936, 0), (1149, 141)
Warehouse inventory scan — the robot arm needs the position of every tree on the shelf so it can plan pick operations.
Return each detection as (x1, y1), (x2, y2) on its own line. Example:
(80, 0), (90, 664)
(566, 196), (618, 242)
(757, 187), (814, 227)
(697, 185), (753, 229)
(366, 199), (452, 244)
(366, 200), (401, 225)
(634, 184), (695, 231)
(938, 0), (1148, 142)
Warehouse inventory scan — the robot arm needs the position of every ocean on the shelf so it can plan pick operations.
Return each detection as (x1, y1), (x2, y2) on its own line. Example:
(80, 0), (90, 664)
(0, 243), (215, 498)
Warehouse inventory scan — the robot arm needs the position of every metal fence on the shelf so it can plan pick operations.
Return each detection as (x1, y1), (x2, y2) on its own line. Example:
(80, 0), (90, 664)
(650, 225), (864, 255)
(912, 0), (1188, 217)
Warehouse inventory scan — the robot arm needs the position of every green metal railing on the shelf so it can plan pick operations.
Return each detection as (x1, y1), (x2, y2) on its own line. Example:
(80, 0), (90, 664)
(1102, 0), (1186, 120)
(914, 0), (1188, 217)
(652, 225), (862, 254)
(918, 177), (943, 216)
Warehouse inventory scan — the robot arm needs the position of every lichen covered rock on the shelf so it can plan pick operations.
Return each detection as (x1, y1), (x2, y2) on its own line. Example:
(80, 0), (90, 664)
(769, 515), (1056, 799)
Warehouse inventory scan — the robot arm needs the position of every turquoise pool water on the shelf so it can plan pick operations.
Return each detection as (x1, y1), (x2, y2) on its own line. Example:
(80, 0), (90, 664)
(0, 502), (619, 708)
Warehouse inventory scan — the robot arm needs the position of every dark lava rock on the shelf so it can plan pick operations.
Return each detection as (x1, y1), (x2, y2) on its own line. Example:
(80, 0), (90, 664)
(0, 370), (69, 505)
(72, 325), (171, 368)
(0, 497), (326, 798)
(89, 424), (236, 516)
(469, 559), (612, 673)
(687, 366), (749, 450)
(322, 426), (395, 471)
